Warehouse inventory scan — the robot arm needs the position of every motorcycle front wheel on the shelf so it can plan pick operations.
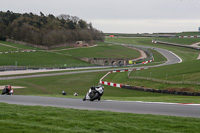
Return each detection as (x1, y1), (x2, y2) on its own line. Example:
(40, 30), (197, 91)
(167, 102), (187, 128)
(83, 97), (86, 101)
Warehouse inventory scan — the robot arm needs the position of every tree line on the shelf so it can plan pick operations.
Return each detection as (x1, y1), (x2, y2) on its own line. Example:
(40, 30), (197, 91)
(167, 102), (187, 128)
(0, 10), (104, 47)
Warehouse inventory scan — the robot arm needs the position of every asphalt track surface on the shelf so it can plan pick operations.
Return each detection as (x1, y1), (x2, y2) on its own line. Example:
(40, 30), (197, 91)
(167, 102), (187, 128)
(1, 45), (196, 118)
(0, 95), (200, 118)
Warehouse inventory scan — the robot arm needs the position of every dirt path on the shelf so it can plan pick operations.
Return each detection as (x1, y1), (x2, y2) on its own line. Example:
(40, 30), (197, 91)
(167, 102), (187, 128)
(0, 86), (25, 90)
(197, 54), (200, 60)
(126, 46), (147, 61)
(47, 44), (98, 52)
(0, 43), (20, 49)
(191, 42), (200, 60)
(190, 42), (200, 47)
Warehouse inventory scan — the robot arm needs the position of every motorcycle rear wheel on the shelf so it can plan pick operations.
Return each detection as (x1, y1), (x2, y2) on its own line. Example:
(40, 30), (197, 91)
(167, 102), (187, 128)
(90, 93), (100, 101)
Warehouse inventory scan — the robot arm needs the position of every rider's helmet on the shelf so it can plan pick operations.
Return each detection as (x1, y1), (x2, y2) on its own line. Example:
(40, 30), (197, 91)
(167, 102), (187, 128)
(97, 84), (104, 89)
(97, 84), (102, 87)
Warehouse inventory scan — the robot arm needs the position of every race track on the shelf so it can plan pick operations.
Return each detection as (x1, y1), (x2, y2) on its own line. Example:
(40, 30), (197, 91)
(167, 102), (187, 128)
(0, 95), (200, 118)
(0, 45), (193, 118)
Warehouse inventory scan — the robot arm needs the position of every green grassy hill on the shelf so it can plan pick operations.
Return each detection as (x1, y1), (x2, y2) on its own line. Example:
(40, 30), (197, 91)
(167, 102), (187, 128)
(0, 51), (92, 68)
(0, 41), (42, 50)
(57, 44), (140, 59)
(0, 41), (141, 68)
(156, 37), (200, 45)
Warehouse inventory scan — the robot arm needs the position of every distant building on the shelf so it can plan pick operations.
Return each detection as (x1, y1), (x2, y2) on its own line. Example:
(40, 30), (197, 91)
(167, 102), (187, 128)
(109, 35), (114, 38)
(76, 41), (88, 47)
(199, 27), (200, 32)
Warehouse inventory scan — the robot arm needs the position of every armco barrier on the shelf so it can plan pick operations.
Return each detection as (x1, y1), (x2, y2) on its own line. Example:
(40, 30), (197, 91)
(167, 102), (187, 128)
(152, 40), (200, 50)
(179, 35), (200, 38)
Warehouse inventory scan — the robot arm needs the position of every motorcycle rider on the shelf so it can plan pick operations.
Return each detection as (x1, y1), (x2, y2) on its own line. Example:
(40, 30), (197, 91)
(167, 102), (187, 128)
(96, 85), (104, 101)
(83, 85), (104, 101)
(8, 85), (11, 92)
(5, 85), (9, 93)
(62, 91), (66, 95)
(2, 85), (13, 95)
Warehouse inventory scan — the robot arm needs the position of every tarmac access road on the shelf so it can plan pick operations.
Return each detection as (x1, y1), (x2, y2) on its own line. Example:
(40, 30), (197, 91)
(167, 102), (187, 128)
(0, 95), (199, 118)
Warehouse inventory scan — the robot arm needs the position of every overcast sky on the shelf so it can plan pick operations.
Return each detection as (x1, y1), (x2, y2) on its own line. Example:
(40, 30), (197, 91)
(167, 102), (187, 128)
(1, 0), (200, 33)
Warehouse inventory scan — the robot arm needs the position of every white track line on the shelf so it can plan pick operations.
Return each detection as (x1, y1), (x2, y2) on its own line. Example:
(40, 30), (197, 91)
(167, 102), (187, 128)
(105, 100), (200, 106)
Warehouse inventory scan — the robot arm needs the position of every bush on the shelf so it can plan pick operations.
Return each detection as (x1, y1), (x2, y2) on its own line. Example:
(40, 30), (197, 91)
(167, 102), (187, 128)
(0, 36), (6, 41)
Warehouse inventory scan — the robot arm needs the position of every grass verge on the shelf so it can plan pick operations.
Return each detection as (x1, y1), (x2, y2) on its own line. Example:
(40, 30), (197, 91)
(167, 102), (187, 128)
(0, 102), (200, 133)
(0, 45), (18, 52)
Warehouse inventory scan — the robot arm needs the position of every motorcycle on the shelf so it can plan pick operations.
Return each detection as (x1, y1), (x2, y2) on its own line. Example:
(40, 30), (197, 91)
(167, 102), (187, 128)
(1, 85), (13, 95)
(83, 85), (104, 101)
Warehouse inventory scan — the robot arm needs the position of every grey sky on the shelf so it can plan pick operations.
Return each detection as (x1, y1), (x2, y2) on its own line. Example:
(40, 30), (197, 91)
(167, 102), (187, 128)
(1, 0), (200, 33)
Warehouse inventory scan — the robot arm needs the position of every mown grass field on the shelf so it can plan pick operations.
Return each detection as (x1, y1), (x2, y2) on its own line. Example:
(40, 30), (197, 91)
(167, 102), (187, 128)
(156, 37), (200, 45)
(0, 45), (18, 52)
(175, 32), (200, 36)
(0, 41), (42, 50)
(130, 60), (200, 82)
(0, 51), (92, 67)
(57, 44), (140, 59)
(0, 102), (200, 133)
